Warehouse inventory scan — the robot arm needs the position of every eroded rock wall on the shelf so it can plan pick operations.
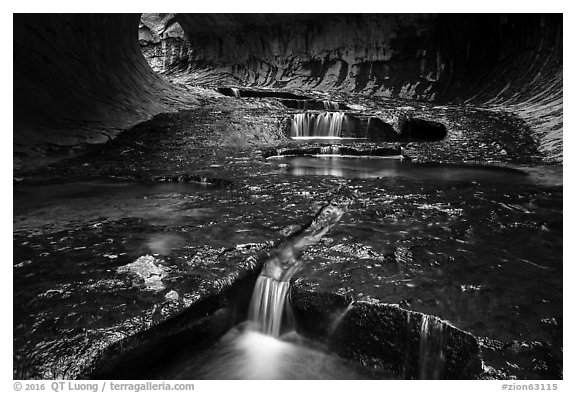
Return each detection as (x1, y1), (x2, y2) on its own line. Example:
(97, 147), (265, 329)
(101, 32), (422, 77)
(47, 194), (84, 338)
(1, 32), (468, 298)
(13, 14), (562, 163)
(13, 14), (194, 158)
(139, 14), (190, 74)
(169, 14), (562, 161)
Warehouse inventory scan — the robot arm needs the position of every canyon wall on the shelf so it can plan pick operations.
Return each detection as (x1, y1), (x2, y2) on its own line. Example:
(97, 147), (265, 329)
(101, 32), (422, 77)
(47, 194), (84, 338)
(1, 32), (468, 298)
(13, 14), (193, 157)
(13, 14), (562, 162)
(170, 14), (562, 160)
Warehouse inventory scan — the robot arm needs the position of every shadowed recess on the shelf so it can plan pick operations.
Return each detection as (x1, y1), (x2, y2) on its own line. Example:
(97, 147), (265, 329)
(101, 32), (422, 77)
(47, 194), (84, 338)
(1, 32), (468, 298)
(14, 14), (562, 162)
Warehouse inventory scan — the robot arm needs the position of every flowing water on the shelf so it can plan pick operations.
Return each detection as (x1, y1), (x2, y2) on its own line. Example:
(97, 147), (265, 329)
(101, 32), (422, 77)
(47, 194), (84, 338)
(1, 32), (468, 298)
(248, 276), (293, 337)
(419, 315), (447, 379)
(156, 271), (386, 380)
(290, 113), (346, 138)
(319, 146), (341, 155)
(248, 196), (351, 337)
(152, 197), (395, 379)
(282, 154), (562, 378)
(159, 323), (387, 379)
(15, 152), (562, 379)
(323, 101), (340, 110)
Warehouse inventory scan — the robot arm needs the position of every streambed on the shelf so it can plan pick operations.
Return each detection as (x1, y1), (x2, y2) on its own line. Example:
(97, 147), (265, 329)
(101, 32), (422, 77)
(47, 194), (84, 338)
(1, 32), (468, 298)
(13, 108), (562, 379)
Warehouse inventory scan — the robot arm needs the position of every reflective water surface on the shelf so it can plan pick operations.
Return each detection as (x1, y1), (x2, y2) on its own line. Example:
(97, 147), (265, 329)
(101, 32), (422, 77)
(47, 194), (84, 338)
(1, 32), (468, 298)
(13, 154), (562, 379)
(270, 155), (562, 186)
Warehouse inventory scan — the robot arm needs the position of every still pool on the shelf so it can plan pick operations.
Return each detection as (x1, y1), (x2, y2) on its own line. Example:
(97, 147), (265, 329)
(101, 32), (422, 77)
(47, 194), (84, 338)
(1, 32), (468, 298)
(269, 155), (562, 186)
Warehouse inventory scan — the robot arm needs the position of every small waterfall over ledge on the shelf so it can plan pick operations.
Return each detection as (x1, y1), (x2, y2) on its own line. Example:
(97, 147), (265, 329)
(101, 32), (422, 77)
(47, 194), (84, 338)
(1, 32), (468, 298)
(290, 112), (346, 138)
(323, 101), (340, 110)
(248, 276), (293, 337)
(319, 145), (341, 155)
(247, 195), (352, 337)
(419, 314), (448, 379)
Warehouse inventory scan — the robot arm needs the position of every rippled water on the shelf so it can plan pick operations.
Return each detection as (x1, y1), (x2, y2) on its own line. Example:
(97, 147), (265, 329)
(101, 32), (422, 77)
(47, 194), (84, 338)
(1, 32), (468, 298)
(14, 156), (562, 379)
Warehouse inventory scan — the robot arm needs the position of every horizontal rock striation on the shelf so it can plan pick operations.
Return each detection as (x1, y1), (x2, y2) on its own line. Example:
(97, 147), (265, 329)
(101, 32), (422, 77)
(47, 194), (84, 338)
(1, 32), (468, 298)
(14, 14), (562, 162)
(13, 14), (196, 159)
(167, 14), (562, 161)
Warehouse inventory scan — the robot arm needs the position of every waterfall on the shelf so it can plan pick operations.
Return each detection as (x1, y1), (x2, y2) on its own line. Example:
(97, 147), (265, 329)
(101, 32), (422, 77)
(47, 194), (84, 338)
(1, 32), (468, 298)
(319, 146), (341, 155)
(290, 112), (346, 138)
(247, 196), (351, 338)
(365, 117), (371, 138)
(323, 101), (340, 110)
(328, 302), (354, 336)
(248, 276), (294, 337)
(419, 315), (447, 379)
(231, 88), (241, 98)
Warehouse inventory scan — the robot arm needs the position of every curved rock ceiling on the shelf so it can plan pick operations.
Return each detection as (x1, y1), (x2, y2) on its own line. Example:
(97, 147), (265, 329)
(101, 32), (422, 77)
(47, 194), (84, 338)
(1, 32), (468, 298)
(13, 14), (562, 161)
(13, 14), (193, 156)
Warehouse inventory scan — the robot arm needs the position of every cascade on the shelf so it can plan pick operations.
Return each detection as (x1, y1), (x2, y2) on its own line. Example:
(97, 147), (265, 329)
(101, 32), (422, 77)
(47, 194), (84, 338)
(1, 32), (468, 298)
(419, 315), (447, 379)
(323, 101), (340, 110)
(231, 88), (241, 98)
(247, 196), (351, 337)
(328, 302), (354, 336)
(248, 276), (294, 337)
(365, 117), (371, 138)
(290, 112), (346, 138)
(319, 146), (341, 155)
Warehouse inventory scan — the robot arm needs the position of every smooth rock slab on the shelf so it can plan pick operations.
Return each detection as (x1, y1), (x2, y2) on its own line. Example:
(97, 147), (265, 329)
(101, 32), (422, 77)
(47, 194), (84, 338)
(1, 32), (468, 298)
(290, 279), (482, 379)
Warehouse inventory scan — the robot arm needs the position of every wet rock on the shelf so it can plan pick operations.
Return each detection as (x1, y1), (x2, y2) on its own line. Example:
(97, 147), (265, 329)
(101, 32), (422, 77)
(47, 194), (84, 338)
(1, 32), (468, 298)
(165, 290), (180, 302)
(279, 99), (349, 111)
(479, 337), (563, 380)
(165, 14), (561, 161)
(261, 194), (352, 281)
(13, 13), (562, 382)
(13, 166), (353, 379)
(87, 264), (263, 379)
(290, 279), (482, 379)
(217, 88), (309, 100)
(399, 117), (447, 142)
(149, 173), (233, 187)
(117, 255), (169, 291)
(394, 246), (413, 265)
(264, 144), (402, 158)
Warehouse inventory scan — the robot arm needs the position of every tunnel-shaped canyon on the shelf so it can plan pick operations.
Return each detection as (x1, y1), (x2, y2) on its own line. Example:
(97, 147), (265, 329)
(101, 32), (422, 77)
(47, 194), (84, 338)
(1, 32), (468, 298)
(13, 13), (562, 380)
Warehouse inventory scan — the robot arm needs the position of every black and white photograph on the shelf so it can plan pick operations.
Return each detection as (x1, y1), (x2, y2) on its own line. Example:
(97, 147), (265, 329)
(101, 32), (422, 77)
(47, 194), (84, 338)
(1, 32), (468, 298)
(10, 3), (566, 386)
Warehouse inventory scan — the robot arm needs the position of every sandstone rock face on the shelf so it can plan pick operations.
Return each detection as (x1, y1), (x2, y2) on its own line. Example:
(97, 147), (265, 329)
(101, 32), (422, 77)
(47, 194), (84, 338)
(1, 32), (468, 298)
(13, 14), (196, 159)
(14, 14), (562, 163)
(166, 14), (562, 161)
(13, 14), (562, 380)
(289, 279), (482, 379)
(171, 14), (560, 102)
(139, 14), (190, 74)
